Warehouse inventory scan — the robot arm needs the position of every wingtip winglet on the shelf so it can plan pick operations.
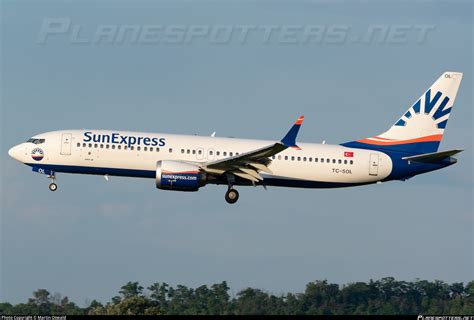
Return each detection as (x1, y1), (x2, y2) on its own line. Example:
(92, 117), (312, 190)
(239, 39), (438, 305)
(281, 115), (305, 148)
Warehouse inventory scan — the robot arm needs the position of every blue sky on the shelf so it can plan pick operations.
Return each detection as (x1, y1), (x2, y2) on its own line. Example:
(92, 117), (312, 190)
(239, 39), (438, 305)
(1, 0), (472, 305)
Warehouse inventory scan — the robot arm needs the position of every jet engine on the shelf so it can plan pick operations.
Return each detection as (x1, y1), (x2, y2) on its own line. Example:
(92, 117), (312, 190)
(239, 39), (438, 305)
(156, 160), (206, 191)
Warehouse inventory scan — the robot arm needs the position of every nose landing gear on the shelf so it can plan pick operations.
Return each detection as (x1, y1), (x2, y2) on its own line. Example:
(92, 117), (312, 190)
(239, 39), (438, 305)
(225, 188), (239, 204)
(48, 174), (58, 192)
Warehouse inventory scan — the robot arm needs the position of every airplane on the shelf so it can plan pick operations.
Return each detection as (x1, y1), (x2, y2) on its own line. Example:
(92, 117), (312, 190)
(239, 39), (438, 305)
(8, 71), (463, 204)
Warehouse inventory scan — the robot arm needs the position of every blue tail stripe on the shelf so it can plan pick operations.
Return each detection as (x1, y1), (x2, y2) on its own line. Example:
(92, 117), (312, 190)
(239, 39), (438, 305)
(341, 141), (441, 155)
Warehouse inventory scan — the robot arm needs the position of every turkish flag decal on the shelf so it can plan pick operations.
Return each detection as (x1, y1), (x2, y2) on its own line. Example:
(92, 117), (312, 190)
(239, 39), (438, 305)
(344, 151), (354, 157)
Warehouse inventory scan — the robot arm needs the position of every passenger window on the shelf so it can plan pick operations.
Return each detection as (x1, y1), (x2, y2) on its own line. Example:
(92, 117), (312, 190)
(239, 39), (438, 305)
(112, 145), (116, 149)
(100, 144), (104, 149)
(309, 157), (312, 162)
(216, 151), (220, 156)
(192, 150), (196, 155)
(144, 147), (148, 151)
(297, 157), (301, 161)
(315, 158), (318, 163)
(332, 159), (336, 164)
(209, 151), (213, 155)
(83, 143), (86, 147)
(181, 149), (185, 154)
(223, 152), (227, 156)
(156, 148), (160, 152)
(106, 145), (110, 149)
(150, 147), (153, 152)
(77, 142), (80, 147)
(169, 148), (173, 153)
(326, 159), (330, 163)
(338, 159), (342, 164)
(272, 156), (275, 159)
(285, 156), (288, 160)
(124, 146), (128, 150)
(187, 149), (190, 154)
(303, 157), (307, 162)
(344, 160), (347, 164)
(350, 160), (353, 165)
(291, 156), (295, 161)
(278, 155), (281, 160)
(94, 144), (98, 148)
(198, 150), (202, 155)
(118, 145), (121, 150)
(130, 146), (134, 151)
(230, 152), (233, 156)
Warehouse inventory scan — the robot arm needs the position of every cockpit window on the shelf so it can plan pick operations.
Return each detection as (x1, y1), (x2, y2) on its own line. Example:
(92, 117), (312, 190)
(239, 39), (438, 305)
(27, 138), (45, 144)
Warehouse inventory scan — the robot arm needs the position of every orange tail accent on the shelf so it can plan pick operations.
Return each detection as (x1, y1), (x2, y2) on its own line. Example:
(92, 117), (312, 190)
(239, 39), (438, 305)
(358, 134), (443, 145)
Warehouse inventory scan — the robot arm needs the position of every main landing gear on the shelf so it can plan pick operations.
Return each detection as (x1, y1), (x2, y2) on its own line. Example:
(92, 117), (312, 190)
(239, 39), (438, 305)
(225, 188), (239, 204)
(48, 174), (58, 192)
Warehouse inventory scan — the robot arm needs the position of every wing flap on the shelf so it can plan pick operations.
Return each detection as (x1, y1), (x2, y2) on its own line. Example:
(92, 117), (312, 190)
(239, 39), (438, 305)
(248, 162), (273, 174)
(239, 168), (264, 180)
(232, 171), (260, 182)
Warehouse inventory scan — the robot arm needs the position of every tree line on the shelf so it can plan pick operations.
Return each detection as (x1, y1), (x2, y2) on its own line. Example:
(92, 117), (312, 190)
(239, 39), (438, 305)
(1, 278), (473, 315)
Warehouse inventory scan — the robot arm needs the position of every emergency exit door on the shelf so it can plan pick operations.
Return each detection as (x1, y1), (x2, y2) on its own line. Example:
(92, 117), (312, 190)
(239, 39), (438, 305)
(60, 133), (72, 155)
(369, 153), (379, 176)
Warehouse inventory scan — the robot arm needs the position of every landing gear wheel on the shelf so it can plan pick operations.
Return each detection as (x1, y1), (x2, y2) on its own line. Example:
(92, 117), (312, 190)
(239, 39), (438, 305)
(49, 183), (58, 192)
(225, 188), (239, 204)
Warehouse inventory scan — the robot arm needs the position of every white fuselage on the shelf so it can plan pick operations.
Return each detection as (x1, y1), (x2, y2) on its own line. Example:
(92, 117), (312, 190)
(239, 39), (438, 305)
(9, 130), (393, 188)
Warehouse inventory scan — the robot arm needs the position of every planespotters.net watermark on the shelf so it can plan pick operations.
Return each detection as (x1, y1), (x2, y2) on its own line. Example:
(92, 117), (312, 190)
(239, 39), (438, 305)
(36, 18), (436, 46)
(417, 315), (474, 320)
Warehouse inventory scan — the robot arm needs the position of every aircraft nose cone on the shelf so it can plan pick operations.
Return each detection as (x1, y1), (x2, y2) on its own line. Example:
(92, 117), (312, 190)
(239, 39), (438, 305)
(8, 144), (23, 162)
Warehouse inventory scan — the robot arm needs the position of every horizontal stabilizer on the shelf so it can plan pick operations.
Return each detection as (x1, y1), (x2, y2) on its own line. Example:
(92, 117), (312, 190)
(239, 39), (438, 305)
(402, 149), (463, 163)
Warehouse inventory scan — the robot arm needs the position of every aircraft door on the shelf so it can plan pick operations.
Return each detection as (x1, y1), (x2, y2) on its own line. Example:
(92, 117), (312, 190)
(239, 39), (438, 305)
(60, 133), (72, 155)
(369, 153), (379, 176)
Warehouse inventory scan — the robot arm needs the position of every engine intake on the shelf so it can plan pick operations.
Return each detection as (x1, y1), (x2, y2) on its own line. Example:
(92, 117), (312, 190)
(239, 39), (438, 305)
(156, 160), (206, 191)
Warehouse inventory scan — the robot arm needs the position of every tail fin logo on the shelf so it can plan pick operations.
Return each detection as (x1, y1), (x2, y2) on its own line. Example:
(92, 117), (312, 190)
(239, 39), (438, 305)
(341, 71), (462, 154)
(394, 89), (451, 129)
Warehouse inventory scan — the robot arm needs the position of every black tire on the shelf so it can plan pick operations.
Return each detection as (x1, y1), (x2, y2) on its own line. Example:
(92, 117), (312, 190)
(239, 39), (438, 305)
(49, 183), (58, 192)
(225, 188), (239, 204)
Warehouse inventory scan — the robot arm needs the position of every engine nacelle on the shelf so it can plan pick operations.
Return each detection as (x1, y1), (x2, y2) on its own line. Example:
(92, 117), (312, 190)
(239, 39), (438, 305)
(156, 160), (206, 191)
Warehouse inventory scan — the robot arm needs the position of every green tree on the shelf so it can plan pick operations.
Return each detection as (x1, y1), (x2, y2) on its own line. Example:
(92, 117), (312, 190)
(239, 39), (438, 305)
(3, 278), (473, 316)
(119, 281), (144, 298)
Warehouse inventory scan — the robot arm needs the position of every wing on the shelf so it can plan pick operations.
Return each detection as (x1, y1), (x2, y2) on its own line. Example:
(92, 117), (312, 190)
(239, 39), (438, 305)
(200, 116), (305, 183)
